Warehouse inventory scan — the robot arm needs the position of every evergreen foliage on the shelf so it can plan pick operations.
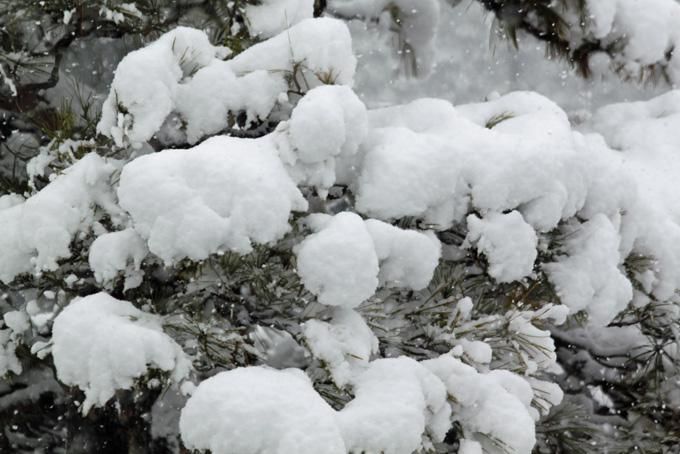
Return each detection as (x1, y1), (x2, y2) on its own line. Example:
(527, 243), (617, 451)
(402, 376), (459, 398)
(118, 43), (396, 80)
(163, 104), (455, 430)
(1, 1), (679, 453)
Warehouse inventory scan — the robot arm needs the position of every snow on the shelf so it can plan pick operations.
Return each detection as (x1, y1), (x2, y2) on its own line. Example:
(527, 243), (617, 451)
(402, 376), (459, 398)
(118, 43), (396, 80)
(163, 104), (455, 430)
(295, 212), (440, 307)
(99, 18), (355, 147)
(423, 355), (537, 454)
(51, 292), (190, 413)
(3, 310), (29, 334)
(0, 153), (117, 283)
(337, 357), (450, 454)
(465, 211), (537, 283)
(0, 311), (23, 376)
(9, 7), (680, 452)
(117, 135), (307, 264)
(303, 307), (378, 386)
(98, 27), (214, 146)
(459, 439), (483, 454)
(455, 338), (492, 365)
(0, 330), (21, 376)
(584, 0), (680, 82)
(181, 356), (452, 454)
(355, 93), (586, 231)
(180, 367), (346, 454)
(544, 215), (633, 326)
(348, 88), (680, 325)
(276, 84), (368, 193)
(0, 193), (23, 210)
(528, 378), (564, 417)
(364, 218), (441, 290)
(586, 91), (680, 302)
(175, 64), (286, 144)
(245, 0), (314, 38)
(295, 212), (379, 308)
(88, 228), (148, 289)
(229, 18), (356, 86)
(507, 310), (558, 372)
(456, 297), (474, 321)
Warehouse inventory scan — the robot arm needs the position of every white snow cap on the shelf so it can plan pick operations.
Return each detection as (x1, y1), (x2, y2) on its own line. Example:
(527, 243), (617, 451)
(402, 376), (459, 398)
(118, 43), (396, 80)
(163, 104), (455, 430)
(338, 357), (451, 454)
(295, 212), (440, 307)
(180, 367), (346, 454)
(295, 212), (379, 308)
(52, 293), (190, 413)
(88, 228), (148, 289)
(303, 307), (378, 386)
(182, 357), (450, 454)
(355, 93), (585, 230)
(118, 135), (307, 264)
(0, 329), (22, 376)
(98, 27), (217, 146)
(364, 218), (441, 289)
(0, 153), (116, 284)
(424, 355), (540, 454)
(544, 215), (633, 326)
(465, 211), (538, 283)
(277, 84), (368, 193)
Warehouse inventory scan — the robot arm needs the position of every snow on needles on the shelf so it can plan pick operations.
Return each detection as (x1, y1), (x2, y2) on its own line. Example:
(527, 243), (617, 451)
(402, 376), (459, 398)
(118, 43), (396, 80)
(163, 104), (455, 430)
(118, 135), (307, 264)
(276, 84), (368, 194)
(98, 18), (355, 147)
(181, 354), (545, 454)
(584, 0), (680, 82)
(295, 212), (441, 308)
(465, 211), (538, 283)
(51, 293), (190, 413)
(0, 153), (117, 284)
(11, 14), (680, 454)
(179, 367), (347, 454)
(180, 358), (450, 454)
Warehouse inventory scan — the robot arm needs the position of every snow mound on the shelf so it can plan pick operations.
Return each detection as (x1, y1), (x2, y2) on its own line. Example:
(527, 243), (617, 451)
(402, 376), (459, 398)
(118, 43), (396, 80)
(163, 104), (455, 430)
(181, 357), (450, 454)
(0, 153), (116, 284)
(424, 355), (540, 454)
(276, 84), (368, 193)
(303, 307), (378, 386)
(338, 357), (450, 454)
(544, 215), (633, 326)
(118, 135), (307, 264)
(52, 293), (190, 413)
(97, 27), (219, 146)
(364, 218), (441, 289)
(88, 228), (148, 290)
(295, 212), (379, 308)
(0, 329), (21, 376)
(587, 91), (680, 302)
(465, 211), (537, 283)
(355, 93), (586, 231)
(295, 212), (440, 307)
(179, 367), (346, 454)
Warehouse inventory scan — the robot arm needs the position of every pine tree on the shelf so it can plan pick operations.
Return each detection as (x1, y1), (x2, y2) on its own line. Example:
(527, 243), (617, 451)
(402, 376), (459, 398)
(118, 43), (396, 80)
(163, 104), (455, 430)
(1, 1), (680, 453)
